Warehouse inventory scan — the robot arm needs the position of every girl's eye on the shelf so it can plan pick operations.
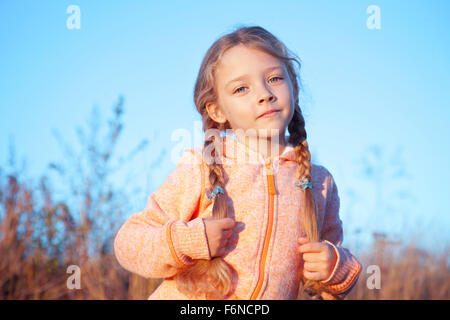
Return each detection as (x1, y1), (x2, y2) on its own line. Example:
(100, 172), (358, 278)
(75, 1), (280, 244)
(233, 77), (284, 94)
(269, 76), (283, 83)
(234, 86), (246, 94)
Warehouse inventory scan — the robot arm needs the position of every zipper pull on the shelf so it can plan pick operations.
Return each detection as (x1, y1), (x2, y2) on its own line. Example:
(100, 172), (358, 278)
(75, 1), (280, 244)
(265, 159), (276, 195)
(265, 159), (273, 172)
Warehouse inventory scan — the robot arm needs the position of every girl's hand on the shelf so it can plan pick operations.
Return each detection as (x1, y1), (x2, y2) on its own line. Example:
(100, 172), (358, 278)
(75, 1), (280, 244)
(297, 237), (337, 281)
(203, 218), (235, 258)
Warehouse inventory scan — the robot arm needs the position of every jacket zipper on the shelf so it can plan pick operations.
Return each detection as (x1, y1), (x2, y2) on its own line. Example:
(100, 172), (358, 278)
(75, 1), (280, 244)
(250, 159), (276, 300)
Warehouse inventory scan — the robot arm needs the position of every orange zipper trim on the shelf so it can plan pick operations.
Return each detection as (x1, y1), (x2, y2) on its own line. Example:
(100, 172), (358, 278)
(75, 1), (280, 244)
(250, 160), (276, 299)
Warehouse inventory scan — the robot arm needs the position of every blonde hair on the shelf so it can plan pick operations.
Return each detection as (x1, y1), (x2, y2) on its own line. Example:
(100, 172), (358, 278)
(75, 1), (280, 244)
(175, 25), (324, 299)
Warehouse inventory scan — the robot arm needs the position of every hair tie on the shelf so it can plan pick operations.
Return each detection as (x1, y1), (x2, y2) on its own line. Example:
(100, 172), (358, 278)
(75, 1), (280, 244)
(206, 187), (224, 200)
(295, 178), (313, 190)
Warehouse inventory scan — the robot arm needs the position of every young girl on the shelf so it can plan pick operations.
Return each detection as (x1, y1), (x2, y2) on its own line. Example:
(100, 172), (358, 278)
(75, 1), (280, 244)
(114, 25), (362, 300)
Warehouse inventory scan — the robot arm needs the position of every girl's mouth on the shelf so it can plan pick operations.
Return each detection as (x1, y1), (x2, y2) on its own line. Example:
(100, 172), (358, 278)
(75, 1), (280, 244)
(258, 109), (281, 119)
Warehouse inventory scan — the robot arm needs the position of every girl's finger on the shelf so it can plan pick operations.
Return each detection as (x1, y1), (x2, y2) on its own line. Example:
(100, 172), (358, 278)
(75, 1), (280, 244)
(301, 252), (324, 263)
(304, 261), (325, 273)
(303, 270), (325, 281)
(298, 242), (324, 253)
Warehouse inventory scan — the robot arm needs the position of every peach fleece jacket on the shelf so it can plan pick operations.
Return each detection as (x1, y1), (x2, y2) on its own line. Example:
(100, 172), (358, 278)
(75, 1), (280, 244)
(114, 136), (362, 300)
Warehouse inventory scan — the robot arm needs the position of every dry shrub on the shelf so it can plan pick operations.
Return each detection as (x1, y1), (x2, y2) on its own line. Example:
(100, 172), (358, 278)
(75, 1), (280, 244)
(0, 97), (160, 300)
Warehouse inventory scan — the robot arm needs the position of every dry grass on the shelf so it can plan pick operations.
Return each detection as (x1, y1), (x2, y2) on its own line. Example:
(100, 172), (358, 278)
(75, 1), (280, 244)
(0, 146), (160, 300)
(1, 171), (448, 300)
(346, 234), (449, 300)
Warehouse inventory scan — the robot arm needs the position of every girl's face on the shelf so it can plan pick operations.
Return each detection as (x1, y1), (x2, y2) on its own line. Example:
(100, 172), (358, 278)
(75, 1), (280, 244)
(206, 44), (295, 140)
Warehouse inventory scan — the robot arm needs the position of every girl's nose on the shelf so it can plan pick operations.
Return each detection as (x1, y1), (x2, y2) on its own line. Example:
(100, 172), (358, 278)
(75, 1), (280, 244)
(258, 93), (275, 104)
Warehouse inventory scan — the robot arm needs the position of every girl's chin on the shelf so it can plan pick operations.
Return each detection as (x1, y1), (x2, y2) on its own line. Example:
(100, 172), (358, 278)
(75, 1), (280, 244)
(232, 123), (288, 137)
(258, 124), (287, 134)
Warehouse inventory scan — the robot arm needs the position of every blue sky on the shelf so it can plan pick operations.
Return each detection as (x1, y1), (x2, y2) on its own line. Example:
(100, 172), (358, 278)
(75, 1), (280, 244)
(1, 0), (449, 253)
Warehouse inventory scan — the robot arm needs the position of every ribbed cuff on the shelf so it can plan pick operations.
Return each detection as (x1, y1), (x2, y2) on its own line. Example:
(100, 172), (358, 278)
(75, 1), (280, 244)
(320, 240), (362, 294)
(320, 240), (340, 283)
(170, 217), (211, 265)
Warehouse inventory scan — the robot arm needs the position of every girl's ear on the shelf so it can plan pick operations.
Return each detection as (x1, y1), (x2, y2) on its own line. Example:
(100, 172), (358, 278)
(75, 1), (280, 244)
(206, 102), (228, 124)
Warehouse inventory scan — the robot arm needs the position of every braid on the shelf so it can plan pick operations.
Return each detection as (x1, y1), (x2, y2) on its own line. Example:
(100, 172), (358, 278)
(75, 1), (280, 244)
(288, 106), (324, 299)
(174, 117), (233, 299)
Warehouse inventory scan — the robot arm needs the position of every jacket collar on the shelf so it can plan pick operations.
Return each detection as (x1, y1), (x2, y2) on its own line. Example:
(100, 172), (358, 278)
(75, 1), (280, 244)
(220, 134), (298, 164)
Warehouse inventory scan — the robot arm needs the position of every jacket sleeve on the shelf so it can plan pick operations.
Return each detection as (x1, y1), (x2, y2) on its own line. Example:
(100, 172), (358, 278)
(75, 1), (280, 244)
(113, 149), (211, 279)
(319, 171), (362, 300)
